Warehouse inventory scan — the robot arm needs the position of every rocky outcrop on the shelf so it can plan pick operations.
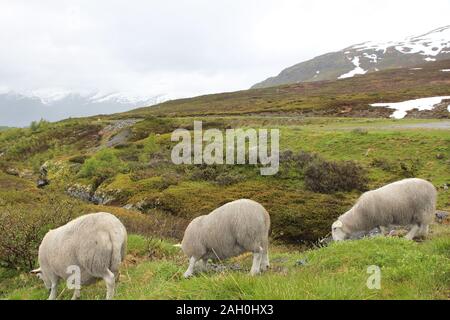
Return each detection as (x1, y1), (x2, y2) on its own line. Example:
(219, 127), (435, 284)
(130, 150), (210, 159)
(67, 183), (94, 203)
(5, 167), (33, 179)
(37, 162), (49, 188)
(66, 183), (119, 205)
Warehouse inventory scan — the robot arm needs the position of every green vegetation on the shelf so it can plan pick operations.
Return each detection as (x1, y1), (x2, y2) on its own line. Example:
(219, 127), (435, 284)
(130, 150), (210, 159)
(0, 196), (77, 269)
(123, 59), (450, 118)
(78, 148), (129, 186)
(1, 117), (449, 242)
(0, 60), (448, 299)
(1, 227), (449, 300)
(0, 115), (448, 299)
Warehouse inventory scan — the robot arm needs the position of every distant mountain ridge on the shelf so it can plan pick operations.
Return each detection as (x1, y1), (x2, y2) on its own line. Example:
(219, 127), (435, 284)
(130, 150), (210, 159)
(0, 91), (165, 127)
(252, 26), (450, 89)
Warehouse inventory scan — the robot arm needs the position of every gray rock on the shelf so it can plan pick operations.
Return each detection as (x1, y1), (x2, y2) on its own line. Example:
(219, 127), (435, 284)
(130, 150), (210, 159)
(105, 128), (132, 148)
(349, 227), (382, 240)
(295, 259), (308, 267)
(123, 204), (135, 210)
(37, 178), (49, 188)
(66, 184), (94, 202)
(6, 168), (19, 176)
(436, 211), (449, 223)
(100, 119), (142, 134)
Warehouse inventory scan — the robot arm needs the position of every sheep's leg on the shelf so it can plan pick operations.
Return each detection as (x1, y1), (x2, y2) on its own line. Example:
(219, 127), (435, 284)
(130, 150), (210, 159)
(195, 259), (207, 273)
(48, 278), (59, 300)
(405, 225), (420, 240)
(417, 224), (429, 238)
(260, 247), (270, 272)
(71, 288), (81, 300)
(103, 269), (116, 300)
(250, 248), (263, 276)
(184, 257), (198, 278)
(379, 226), (388, 235)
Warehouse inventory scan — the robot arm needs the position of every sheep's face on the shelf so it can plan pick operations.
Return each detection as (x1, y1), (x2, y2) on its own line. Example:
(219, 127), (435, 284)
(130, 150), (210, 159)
(331, 220), (348, 241)
(31, 268), (52, 289)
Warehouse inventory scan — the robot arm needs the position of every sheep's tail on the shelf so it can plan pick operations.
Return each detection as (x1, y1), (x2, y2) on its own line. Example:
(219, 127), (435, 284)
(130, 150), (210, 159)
(110, 228), (127, 274)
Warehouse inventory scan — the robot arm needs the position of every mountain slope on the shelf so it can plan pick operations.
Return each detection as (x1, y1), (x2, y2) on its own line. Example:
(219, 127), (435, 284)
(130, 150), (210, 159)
(125, 59), (450, 119)
(252, 26), (450, 89)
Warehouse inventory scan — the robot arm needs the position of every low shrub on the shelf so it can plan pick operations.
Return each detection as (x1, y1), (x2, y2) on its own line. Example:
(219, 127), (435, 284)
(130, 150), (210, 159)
(371, 158), (421, 178)
(304, 158), (368, 193)
(78, 149), (128, 184)
(0, 196), (78, 270)
(399, 160), (421, 178)
(94, 206), (188, 240)
(371, 158), (395, 172)
(279, 150), (319, 169)
(190, 164), (244, 186)
(351, 128), (368, 135)
(130, 117), (177, 141)
(68, 154), (88, 164)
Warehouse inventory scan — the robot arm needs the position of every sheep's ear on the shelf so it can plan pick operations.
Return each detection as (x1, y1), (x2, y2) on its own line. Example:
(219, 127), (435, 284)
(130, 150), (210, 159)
(332, 220), (343, 229)
(30, 268), (42, 275)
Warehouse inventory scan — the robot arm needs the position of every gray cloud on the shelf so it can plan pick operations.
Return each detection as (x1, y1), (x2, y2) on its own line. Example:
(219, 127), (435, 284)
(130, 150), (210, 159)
(1, 0), (450, 126)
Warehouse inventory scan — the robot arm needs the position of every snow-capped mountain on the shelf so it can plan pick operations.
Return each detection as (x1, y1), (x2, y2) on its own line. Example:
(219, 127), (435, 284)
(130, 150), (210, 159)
(0, 91), (166, 127)
(252, 26), (450, 88)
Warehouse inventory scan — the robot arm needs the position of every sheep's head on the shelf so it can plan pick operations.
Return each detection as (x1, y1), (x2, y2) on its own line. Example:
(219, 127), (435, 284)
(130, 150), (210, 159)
(31, 267), (51, 289)
(331, 220), (348, 241)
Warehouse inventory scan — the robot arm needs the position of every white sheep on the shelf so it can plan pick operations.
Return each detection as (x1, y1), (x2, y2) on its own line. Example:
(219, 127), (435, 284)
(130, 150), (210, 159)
(332, 178), (437, 241)
(31, 212), (127, 300)
(181, 199), (270, 278)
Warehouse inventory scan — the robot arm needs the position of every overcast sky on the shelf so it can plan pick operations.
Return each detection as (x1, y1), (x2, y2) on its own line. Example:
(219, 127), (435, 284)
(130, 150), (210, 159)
(1, 0), (450, 101)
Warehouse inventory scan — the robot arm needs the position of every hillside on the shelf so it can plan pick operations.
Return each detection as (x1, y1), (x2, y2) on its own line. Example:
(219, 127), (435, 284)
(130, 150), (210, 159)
(1, 116), (448, 244)
(2, 229), (449, 300)
(252, 26), (450, 89)
(126, 59), (450, 119)
(0, 56), (449, 300)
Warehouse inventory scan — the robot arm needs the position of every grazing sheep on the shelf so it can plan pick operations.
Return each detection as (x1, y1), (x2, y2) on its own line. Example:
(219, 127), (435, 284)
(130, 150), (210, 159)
(332, 178), (436, 241)
(31, 212), (127, 300)
(181, 199), (270, 278)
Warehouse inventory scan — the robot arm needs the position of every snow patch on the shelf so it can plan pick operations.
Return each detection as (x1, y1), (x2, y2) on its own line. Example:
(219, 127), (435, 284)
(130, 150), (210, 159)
(370, 96), (450, 119)
(441, 69), (450, 72)
(424, 57), (436, 62)
(338, 56), (367, 79)
(29, 89), (73, 105)
(363, 52), (378, 63)
(351, 26), (450, 58)
(19, 89), (164, 107)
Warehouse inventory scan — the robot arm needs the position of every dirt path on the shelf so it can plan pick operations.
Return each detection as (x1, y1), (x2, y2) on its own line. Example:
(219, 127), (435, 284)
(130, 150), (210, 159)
(332, 120), (450, 131)
(377, 121), (450, 130)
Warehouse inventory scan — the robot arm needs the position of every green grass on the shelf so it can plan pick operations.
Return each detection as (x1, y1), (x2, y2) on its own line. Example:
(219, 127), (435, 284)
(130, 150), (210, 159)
(1, 226), (449, 300)
(0, 59), (449, 300)
(1, 116), (448, 242)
